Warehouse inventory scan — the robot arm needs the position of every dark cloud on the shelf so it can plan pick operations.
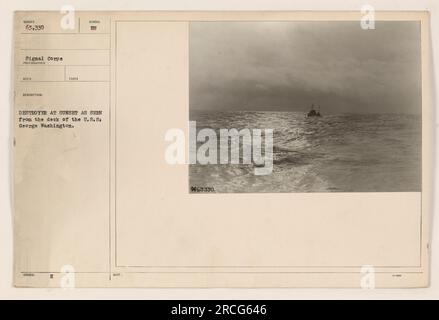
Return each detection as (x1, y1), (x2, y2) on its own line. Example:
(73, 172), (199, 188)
(190, 21), (421, 114)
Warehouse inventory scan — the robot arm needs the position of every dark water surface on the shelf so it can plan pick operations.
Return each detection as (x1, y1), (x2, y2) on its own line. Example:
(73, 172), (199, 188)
(189, 111), (421, 193)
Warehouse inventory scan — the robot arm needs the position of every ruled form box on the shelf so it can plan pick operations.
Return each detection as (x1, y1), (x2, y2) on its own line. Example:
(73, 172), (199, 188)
(17, 66), (65, 82)
(66, 66), (110, 82)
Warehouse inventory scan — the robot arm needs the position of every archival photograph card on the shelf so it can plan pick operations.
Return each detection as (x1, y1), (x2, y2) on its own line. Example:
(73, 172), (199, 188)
(12, 11), (432, 288)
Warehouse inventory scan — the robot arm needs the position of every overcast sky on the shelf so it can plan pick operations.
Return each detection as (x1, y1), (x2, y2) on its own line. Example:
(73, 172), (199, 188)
(190, 21), (421, 114)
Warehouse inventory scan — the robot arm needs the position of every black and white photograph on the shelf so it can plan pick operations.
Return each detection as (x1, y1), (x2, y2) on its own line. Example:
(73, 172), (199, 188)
(189, 21), (422, 193)
(3, 5), (436, 297)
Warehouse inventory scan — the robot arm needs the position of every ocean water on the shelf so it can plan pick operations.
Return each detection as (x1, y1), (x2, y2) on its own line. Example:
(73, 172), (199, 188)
(189, 111), (421, 193)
